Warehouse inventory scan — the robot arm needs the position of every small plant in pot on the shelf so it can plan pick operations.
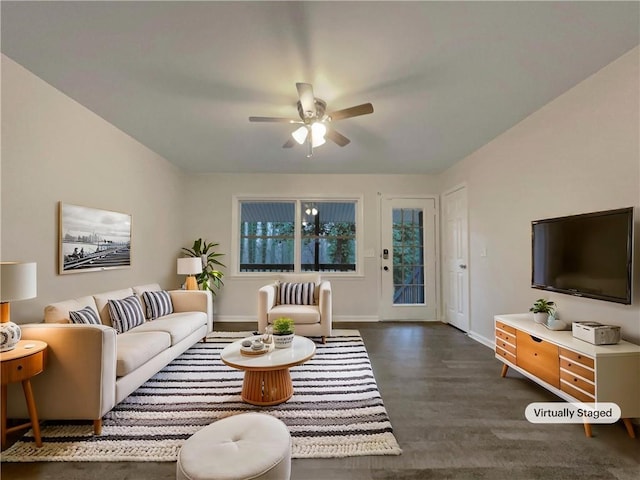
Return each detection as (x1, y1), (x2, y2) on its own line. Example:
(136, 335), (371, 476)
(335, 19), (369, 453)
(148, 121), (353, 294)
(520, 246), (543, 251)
(529, 298), (556, 324)
(272, 317), (295, 349)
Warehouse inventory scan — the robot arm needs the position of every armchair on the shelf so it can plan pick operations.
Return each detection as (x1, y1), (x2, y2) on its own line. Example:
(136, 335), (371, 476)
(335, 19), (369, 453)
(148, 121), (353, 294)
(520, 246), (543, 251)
(258, 274), (332, 343)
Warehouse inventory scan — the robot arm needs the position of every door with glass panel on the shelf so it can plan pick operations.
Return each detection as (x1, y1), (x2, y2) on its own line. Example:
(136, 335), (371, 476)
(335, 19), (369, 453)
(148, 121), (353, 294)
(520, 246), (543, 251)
(380, 197), (437, 320)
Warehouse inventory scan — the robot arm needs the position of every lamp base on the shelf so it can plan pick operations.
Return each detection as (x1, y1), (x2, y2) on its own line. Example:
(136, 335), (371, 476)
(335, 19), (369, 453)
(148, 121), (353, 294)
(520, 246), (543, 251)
(0, 321), (21, 352)
(185, 276), (199, 291)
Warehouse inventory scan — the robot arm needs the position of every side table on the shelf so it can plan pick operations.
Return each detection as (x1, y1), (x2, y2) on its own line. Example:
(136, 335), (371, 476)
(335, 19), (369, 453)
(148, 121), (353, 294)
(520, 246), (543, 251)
(1, 340), (48, 449)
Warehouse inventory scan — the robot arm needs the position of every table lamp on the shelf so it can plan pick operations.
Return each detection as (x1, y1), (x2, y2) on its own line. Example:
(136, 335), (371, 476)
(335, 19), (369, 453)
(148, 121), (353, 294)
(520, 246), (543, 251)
(177, 257), (202, 290)
(0, 262), (37, 352)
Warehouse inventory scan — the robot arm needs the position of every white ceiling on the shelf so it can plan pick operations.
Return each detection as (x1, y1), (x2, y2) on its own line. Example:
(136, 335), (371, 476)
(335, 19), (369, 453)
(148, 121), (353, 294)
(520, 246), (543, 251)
(2, 1), (638, 175)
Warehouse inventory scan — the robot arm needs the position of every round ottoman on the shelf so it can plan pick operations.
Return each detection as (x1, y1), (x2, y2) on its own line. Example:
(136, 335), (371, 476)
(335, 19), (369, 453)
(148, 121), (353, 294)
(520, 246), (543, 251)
(176, 413), (291, 480)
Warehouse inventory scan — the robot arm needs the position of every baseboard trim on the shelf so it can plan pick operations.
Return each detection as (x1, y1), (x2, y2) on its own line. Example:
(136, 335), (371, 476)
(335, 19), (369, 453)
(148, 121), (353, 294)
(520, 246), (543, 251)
(335, 315), (380, 323)
(214, 316), (257, 323)
(468, 330), (494, 349)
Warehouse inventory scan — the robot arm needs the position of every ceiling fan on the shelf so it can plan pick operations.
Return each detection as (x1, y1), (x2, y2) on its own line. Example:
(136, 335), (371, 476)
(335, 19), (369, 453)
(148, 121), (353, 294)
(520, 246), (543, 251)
(249, 83), (374, 157)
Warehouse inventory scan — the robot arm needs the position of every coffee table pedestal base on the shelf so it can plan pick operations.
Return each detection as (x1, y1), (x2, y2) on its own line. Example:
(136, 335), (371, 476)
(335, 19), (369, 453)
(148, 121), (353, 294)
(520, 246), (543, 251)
(242, 369), (293, 406)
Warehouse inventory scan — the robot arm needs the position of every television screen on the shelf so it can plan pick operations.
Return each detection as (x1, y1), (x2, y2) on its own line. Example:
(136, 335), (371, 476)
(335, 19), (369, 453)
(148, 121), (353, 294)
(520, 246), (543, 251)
(531, 207), (634, 304)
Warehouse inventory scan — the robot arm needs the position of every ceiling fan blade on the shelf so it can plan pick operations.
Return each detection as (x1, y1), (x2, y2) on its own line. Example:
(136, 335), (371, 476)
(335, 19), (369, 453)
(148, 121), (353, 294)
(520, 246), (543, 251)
(325, 129), (351, 147)
(296, 82), (316, 119)
(283, 138), (296, 148)
(328, 103), (374, 121)
(249, 116), (299, 123)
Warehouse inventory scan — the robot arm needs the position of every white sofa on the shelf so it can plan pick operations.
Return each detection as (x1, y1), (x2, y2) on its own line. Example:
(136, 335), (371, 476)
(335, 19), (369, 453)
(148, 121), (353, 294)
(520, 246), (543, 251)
(258, 274), (332, 343)
(5, 283), (212, 435)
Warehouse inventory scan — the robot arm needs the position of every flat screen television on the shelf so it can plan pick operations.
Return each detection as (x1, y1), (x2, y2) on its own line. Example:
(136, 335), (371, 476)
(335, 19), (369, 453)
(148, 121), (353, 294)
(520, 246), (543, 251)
(531, 207), (634, 305)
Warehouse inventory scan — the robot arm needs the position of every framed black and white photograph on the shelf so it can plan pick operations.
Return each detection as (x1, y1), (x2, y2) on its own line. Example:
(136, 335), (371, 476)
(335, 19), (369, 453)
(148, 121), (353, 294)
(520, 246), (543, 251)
(59, 202), (132, 274)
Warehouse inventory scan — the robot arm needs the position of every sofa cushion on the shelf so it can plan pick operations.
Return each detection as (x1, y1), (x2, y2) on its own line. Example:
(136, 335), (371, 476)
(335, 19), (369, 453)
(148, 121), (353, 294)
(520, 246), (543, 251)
(267, 304), (320, 325)
(108, 295), (146, 334)
(142, 290), (174, 320)
(278, 282), (315, 305)
(44, 296), (99, 324)
(128, 312), (207, 345)
(94, 288), (135, 327)
(132, 284), (162, 296)
(69, 306), (101, 325)
(116, 331), (171, 377)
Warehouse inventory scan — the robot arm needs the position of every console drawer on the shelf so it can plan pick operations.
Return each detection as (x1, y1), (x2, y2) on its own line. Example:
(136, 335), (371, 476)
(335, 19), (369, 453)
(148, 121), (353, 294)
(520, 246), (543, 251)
(560, 369), (595, 396)
(496, 346), (516, 364)
(559, 348), (594, 369)
(496, 321), (516, 335)
(516, 331), (559, 388)
(561, 379), (596, 403)
(495, 337), (516, 356)
(560, 358), (595, 382)
(495, 328), (516, 344)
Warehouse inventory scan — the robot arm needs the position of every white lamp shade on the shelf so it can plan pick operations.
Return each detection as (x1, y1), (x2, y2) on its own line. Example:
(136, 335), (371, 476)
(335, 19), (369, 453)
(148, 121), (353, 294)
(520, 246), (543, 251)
(291, 126), (309, 145)
(311, 122), (326, 147)
(177, 257), (203, 275)
(0, 262), (37, 302)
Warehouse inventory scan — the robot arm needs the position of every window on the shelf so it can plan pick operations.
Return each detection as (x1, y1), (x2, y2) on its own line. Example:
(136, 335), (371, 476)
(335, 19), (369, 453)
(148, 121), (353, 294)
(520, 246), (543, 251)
(392, 208), (425, 304)
(301, 202), (356, 272)
(236, 198), (360, 274)
(239, 202), (295, 272)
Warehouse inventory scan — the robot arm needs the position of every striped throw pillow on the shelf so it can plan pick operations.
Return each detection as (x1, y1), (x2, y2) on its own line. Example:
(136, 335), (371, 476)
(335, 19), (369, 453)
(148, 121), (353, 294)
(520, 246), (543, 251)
(69, 306), (101, 325)
(142, 290), (173, 320)
(108, 295), (145, 333)
(279, 282), (315, 305)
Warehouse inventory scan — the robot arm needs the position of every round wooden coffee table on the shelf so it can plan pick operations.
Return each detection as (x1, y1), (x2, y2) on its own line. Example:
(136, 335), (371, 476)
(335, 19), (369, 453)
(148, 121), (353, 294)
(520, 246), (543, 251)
(220, 335), (316, 406)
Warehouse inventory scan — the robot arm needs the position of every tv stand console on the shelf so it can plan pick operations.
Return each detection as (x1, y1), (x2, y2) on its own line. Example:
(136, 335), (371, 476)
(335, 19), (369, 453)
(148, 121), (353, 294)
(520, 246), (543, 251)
(495, 313), (640, 438)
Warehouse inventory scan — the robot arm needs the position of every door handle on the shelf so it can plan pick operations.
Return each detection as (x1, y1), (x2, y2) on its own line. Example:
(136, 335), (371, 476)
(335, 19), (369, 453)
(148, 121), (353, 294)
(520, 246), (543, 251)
(459, 264), (467, 269)
(383, 266), (389, 271)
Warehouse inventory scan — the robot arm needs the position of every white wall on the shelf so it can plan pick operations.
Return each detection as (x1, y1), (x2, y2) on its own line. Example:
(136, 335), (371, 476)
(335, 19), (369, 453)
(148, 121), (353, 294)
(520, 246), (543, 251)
(438, 47), (640, 344)
(4, 45), (639, 342)
(180, 173), (439, 321)
(1, 55), (185, 323)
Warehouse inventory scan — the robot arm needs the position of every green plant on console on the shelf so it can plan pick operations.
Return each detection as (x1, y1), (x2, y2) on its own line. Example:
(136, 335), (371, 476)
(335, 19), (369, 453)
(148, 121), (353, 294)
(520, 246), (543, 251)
(529, 298), (556, 315)
(182, 238), (225, 295)
(272, 317), (295, 335)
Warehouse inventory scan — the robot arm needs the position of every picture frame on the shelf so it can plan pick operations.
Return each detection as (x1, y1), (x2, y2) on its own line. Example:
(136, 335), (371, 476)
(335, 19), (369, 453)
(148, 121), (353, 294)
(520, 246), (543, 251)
(59, 202), (132, 274)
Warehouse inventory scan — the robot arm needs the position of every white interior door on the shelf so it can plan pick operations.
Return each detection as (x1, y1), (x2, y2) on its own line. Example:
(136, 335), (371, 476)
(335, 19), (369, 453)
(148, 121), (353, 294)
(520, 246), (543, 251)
(380, 196), (437, 321)
(442, 185), (469, 331)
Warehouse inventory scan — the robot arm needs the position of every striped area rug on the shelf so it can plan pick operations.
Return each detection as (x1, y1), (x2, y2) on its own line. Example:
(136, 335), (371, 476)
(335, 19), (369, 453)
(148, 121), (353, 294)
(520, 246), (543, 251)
(2, 330), (401, 461)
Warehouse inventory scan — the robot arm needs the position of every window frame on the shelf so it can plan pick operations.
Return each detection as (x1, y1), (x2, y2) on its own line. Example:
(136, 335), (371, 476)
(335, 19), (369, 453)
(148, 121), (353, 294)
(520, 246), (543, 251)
(231, 195), (364, 277)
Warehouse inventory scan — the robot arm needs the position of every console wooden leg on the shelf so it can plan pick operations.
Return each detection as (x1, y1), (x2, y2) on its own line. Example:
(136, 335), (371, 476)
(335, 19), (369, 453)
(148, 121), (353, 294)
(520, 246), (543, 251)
(583, 422), (592, 438)
(622, 418), (636, 438)
(500, 364), (509, 377)
(93, 419), (102, 435)
(21, 379), (42, 447)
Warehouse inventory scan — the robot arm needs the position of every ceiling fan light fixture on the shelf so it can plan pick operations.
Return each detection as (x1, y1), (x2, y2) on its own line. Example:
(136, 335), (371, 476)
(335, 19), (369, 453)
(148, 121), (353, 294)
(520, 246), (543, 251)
(292, 126), (309, 145)
(311, 121), (327, 139)
(311, 134), (326, 148)
(310, 121), (327, 148)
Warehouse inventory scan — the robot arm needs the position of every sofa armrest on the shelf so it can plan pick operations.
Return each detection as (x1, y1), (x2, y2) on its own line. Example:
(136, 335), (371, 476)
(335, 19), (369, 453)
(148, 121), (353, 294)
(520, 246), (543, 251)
(6, 323), (117, 422)
(257, 283), (278, 333)
(169, 289), (213, 332)
(319, 281), (332, 333)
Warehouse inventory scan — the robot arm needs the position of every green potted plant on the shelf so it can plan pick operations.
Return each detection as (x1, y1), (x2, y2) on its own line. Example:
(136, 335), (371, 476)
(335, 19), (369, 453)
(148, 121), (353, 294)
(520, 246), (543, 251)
(181, 238), (225, 295)
(272, 317), (295, 349)
(529, 298), (556, 324)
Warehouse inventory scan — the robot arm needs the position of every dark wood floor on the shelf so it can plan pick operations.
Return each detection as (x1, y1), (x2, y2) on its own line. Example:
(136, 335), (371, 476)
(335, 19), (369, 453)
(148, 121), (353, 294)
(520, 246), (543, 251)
(2, 322), (639, 480)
